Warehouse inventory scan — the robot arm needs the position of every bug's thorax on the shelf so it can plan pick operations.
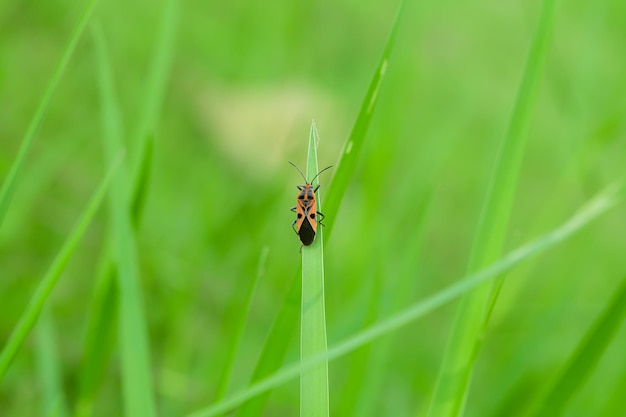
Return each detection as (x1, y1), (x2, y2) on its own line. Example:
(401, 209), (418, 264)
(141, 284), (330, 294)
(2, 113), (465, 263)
(297, 183), (317, 210)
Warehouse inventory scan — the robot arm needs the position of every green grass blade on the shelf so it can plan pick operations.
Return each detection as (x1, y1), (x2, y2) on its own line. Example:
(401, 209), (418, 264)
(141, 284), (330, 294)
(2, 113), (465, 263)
(186, 183), (620, 417)
(74, 260), (119, 417)
(0, 155), (121, 383)
(427, 0), (560, 415)
(75, 2), (174, 410)
(35, 308), (69, 417)
(214, 247), (269, 400)
(0, 0), (97, 229)
(94, 27), (157, 417)
(233, 269), (301, 417)
(527, 274), (626, 417)
(130, 134), (155, 222)
(300, 122), (330, 417)
(130, 0), (178, 161)
(322, 0), (406, 235)
(234, 5), (406, 415)
(125, 0), (177, 244)
(75, 133), (153, 416)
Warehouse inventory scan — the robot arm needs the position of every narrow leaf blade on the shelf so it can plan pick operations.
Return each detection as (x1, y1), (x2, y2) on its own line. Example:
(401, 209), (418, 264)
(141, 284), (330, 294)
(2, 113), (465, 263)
(0, 0), (98, 229)
(300, 122), (329, 417)
(428, 0), (560, 415)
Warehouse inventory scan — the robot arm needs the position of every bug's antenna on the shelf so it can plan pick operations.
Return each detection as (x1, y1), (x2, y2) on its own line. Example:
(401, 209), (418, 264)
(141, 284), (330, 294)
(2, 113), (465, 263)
(310, 165), (333, 184)
(288, 161), (307, 183)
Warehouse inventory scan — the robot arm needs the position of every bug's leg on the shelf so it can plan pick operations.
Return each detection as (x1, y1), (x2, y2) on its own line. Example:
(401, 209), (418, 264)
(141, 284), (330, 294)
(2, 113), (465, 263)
(291, 206), (297, 212)
(314, 184), (320, 193)
(299, 244), (303, 254)
(317, 211), (326, 226)
(292, 219), (299, 234)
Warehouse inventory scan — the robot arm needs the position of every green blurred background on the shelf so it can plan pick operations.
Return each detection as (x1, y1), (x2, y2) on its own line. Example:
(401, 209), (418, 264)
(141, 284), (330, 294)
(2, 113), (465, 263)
(1, 0), (625, 415)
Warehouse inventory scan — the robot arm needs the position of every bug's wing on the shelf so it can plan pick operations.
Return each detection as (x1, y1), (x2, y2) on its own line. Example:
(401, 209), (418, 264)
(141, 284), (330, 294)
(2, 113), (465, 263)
(298, 217), (316, 246)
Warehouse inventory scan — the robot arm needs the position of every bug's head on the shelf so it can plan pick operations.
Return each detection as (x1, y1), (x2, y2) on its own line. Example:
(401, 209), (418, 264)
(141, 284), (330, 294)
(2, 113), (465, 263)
(298, 187), (316, 203)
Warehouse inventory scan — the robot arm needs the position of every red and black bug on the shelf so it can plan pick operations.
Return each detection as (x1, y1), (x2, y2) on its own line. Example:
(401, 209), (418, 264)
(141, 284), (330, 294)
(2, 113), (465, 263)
(289, 161), (332, 246)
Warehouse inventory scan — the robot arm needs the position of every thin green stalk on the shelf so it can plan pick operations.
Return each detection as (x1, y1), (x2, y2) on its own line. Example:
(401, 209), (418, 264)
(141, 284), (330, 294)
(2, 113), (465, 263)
(75, 1), (176, 410)
(300, 122), (330, 417)
(214, 247), (270, 400)
(323, 0), (406, 235)
(428, 0), (560, 415)
(94, 27), (157, 417)
(35, 308), (69, 417)
(0, 155), (121, 382)
(186, 183), (620, 417)
(75, 134), (153, 416)
(74, 259), (119, 417)
(129, 0), (178, 159)
(0, 0), (97, 229)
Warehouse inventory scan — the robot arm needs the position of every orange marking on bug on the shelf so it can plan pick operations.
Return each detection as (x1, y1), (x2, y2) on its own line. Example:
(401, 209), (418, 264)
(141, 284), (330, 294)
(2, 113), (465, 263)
(289, 161), (332, 246)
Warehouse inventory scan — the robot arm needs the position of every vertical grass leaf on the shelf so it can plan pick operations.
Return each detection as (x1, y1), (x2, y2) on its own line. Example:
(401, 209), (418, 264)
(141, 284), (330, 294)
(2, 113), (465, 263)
(94, 27), (157, 417)
(75, 265), (119, 417)
(300, 122), (330, 417)
(35, 308), (69, 417)
(427, 0), (560, 415)
(75, 1), (175, 410)
(130, 0), (178, 165)
(214, 247), (269, 400)
(323, 0), (406, 235)
(0, 0), (98, 229)
(233, 268), (301, 417)
(75, 134), (153, 417)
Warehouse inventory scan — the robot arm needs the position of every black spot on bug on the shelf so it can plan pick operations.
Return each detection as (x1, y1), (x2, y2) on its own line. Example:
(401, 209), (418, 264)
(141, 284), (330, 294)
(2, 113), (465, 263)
(297, 213), (303, 218)
(310, 213), (315, 219)
(298, 218), (316, 245)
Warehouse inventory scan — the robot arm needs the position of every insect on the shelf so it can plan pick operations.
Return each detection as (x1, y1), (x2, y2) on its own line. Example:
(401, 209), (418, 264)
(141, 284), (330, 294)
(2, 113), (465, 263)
(289, 161), (333, 246)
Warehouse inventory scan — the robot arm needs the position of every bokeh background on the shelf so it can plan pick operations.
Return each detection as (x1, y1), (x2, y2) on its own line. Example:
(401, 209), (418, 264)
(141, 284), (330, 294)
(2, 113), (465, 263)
(1, 0), (625, 416)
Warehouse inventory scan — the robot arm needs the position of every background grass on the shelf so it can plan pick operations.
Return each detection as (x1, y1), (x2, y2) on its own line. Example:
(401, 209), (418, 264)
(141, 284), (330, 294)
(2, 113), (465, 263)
(1, 0), (626, 416)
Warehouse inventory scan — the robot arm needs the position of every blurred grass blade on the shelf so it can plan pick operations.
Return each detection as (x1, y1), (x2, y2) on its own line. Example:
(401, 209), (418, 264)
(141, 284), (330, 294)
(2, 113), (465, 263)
(130, 0), (178, 164)
(300, 122), (330, 417)
(0, 154), (121, 383)
(131, 134), (155, 221)
(0, 0), (97, 229)
(428, 0), (560, 415)
(94, 27), (157, 417)
(527, 274), (626, 417)
(35, 308), (69, 417)
(323, 0), (406, 234)
(75, 1), (175, 410)
(214, 247), (269, 400)
(186, 183), (620, 417)
(234, 4), (406, 416)
(234, 269), (301, 417)
(74, 259), (119, 417)
(129, 0), (177, 212)
(75, 135), (153, 417)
